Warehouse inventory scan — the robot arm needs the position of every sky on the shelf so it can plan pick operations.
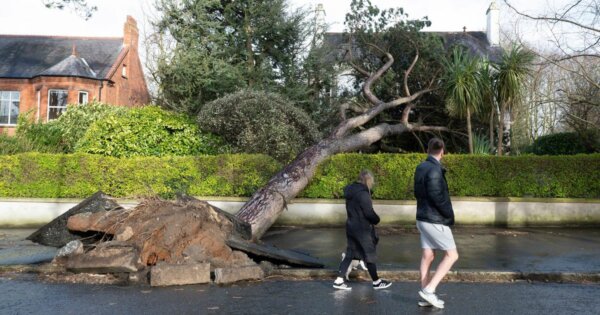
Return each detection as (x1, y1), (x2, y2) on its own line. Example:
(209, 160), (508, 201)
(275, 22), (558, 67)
(0, 0), (573, 36)
(0, 0), (577, 57)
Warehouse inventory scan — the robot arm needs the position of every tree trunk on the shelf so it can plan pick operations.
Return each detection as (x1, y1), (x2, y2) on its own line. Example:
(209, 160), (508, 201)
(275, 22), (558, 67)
(489, 109), (494, 152)
(244, 13), (255, 88)
(467, 106), (473, 154)
(497, 105), (505, 156)
(236, 123), (410, 240)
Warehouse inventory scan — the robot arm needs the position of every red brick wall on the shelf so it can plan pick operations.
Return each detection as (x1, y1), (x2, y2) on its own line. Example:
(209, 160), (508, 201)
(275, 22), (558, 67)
(103, 16), (150, 106)
(0, 16), (150, 135)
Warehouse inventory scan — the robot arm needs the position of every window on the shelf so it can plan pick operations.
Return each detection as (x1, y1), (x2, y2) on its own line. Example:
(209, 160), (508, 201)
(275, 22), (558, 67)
(122, 64), (127, 78)
(48, 89), (68, 120)
(0, 91), (20, 125)
(78, 91), (89, 105)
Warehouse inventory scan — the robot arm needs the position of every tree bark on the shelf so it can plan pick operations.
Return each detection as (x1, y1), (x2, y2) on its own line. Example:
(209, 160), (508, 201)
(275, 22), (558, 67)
(489, 109), (495, 151)
(497, 105), (505, 156)
(467, 106), (473, 154)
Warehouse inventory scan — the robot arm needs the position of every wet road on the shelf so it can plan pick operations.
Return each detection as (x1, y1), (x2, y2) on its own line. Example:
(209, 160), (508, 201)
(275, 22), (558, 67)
(262, 227), (600, 272)
(1, 276), (598, 315)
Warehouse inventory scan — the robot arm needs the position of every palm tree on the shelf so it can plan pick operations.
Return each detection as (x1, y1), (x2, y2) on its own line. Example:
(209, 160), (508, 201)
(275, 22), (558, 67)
(477, 59), (496, 151)
(443, 47), (483, 154)
(493, 45), (535, 156)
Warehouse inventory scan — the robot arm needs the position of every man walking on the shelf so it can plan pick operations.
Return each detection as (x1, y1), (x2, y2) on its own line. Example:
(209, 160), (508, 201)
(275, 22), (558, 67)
(333, 170), (391, 290)
(413, 138), (459, 309)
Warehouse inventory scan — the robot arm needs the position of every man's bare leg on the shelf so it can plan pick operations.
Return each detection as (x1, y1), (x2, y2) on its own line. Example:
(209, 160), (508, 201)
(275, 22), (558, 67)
(419, 248), (435, 289)
(424, 249), (459, 292)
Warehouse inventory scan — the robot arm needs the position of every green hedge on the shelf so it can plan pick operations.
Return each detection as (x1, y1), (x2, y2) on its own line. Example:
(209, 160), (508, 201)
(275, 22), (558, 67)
(0, 153), (280, 198)
(0, 153), (598, 199)
(302, 154), (600, 199)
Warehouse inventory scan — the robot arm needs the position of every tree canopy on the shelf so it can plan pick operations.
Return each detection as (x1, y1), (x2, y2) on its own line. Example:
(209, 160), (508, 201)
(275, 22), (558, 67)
(149, 0), (311, 115)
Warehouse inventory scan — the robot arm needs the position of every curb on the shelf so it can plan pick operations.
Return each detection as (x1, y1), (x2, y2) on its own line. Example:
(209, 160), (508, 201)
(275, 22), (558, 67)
(268, 269), (600, 284)
(2, 264), (599, 284)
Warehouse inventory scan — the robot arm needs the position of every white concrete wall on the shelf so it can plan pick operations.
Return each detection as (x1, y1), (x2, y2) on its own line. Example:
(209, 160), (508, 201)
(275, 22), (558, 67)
(1, 197), (599, 227)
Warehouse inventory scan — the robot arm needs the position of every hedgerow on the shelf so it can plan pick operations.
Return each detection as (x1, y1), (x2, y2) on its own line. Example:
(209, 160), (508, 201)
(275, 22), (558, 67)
(0, 153), (598, 199)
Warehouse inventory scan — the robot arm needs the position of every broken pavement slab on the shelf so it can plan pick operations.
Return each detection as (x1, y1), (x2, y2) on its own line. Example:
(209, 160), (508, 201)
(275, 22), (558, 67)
(214, 265), (265, 284)
(27, 191), (123, 247)
(226, 236), (324, 268)
(150, 263), (210, 286)
(66, 243), (144, 274)
(0, 244), (57, 265)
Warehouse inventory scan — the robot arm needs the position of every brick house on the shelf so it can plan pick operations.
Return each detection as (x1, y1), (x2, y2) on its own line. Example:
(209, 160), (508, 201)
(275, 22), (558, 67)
(0, 16), (150, 135)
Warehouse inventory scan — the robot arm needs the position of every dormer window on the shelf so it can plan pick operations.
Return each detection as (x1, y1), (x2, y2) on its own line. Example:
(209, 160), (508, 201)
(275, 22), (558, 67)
(122, 64), (127, 78)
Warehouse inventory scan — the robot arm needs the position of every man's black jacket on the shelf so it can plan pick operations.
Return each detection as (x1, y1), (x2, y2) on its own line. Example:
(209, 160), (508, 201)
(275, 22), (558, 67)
(414, 156), (455, 226)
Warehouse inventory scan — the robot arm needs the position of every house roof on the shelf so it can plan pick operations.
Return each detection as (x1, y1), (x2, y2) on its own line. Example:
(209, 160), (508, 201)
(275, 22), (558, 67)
(0, 35), (123, 80)
(322, 31), (502, 64)
(436, 31), (502, 62)
(37, 54), (98, 79)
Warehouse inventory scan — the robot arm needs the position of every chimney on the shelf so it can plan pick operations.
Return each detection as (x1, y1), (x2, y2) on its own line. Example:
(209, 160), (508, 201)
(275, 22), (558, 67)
(312, 3), (326, 46)
(123, 15), (139, 50)
(486, 1), (500, 46)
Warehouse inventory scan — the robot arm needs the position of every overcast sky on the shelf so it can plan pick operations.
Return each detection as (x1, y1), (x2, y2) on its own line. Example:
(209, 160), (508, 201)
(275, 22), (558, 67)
(0, 0), (576, 57)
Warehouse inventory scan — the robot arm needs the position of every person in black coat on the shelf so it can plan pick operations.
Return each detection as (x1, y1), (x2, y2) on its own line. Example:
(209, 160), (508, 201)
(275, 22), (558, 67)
(413, 138), (459, 309)
(333, 170), (391, 290)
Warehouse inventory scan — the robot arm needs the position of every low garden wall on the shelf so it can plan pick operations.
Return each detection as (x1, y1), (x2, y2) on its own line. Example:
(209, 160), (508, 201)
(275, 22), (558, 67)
(1, 197), (599, 228)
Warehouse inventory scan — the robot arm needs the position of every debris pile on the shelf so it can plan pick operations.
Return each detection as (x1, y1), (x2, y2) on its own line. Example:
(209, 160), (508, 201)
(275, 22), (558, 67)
(27, 192), (323, 286)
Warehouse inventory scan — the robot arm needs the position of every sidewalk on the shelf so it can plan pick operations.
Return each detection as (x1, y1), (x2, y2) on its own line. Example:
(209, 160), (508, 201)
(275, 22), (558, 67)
(263, 226), (600, 272)
(1, 227), (600, 282)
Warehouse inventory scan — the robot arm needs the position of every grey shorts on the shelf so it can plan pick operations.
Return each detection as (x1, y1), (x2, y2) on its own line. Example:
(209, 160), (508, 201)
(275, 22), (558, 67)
(416, 220), (456, 250)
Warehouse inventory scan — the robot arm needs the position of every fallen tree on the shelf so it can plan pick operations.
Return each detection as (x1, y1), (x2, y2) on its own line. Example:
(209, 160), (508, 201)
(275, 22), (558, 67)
(236, 0), (447, 240)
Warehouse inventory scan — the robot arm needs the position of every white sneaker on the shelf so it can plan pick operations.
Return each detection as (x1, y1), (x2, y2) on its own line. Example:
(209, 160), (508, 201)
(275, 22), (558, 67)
(373, 279), (392, 290)
(333, 281), (352, 290)
(418, 290), (444, 309)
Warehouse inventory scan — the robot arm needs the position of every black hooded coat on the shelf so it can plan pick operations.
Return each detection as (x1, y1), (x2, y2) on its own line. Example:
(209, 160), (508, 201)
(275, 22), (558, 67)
(343, 182), (380, 263)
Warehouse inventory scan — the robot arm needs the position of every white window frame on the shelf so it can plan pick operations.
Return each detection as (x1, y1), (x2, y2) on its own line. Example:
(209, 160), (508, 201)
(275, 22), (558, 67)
(47, 89), (68, 121)
(0, 90), (20, 126)
(122, 64), (127, 78)
(78, 91), (89, 105)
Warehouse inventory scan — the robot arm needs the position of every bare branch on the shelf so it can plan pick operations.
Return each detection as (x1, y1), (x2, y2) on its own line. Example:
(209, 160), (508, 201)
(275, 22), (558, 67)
(344, 34), (371, 77)
(408, 125), (451, 133)
(362, 51), (394, 106)
(339, 101), (368, 120)
(403, 47), (419, 97)
(504, 0), (600, 33)
(331, 87), (435, 139)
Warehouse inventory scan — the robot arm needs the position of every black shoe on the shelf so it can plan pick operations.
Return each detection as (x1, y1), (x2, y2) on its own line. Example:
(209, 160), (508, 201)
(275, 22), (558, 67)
(373, 279), (392, 290)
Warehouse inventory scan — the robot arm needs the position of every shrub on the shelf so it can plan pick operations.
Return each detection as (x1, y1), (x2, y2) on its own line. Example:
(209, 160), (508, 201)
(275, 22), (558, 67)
(0, 133), (43, 154)
(198, 90), (321, 162)
(15, 115), (65, 153)
(76, 106), (225, 157)
(472, 133), (492, 155)
(526, 132), (597, 155)
(54, 101), (126, 152)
